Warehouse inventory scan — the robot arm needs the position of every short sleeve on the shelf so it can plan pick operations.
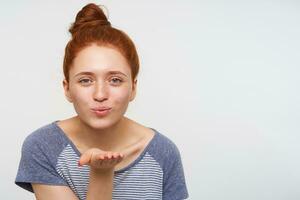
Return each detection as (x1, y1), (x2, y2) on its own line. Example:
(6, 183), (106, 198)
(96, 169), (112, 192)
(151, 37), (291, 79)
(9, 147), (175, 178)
(163, 143), (189, 200)
(15, 134), (68, 192)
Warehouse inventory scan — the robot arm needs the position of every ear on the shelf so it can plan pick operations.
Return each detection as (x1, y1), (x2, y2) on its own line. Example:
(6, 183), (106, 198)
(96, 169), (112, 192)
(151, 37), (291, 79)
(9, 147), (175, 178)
(129, 79), (137, 102)
(63, 79), (73, 103)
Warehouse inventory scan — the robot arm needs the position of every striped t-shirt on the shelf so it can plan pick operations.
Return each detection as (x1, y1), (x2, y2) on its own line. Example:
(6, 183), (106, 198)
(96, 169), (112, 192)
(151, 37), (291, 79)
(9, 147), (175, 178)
(15, 121), (189, 200)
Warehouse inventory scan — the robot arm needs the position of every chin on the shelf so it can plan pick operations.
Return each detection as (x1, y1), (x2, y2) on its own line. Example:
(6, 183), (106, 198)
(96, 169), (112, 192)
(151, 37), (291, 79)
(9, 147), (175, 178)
(83, 116), (122, 130)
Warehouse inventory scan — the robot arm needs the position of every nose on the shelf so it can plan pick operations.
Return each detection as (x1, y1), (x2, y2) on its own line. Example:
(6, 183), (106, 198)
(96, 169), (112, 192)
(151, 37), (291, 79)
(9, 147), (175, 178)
(93, 83), (108, 102)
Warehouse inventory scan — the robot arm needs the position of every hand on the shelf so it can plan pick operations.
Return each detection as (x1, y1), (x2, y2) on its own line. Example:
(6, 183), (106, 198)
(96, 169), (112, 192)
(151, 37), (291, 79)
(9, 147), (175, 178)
(78, 148), (124, 172)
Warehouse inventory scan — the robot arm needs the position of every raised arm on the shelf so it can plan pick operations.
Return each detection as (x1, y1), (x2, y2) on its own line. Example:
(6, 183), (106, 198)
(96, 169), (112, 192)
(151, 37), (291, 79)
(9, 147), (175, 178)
(80, 148), (123, 200)
(32, 149), (124, 200)
(32, 184), (79, 200)
(32, 170), (114, 200)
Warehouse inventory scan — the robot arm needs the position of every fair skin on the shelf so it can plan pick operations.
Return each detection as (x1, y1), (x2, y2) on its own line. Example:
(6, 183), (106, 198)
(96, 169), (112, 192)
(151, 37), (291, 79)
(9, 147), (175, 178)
(32, 44), (155, 200)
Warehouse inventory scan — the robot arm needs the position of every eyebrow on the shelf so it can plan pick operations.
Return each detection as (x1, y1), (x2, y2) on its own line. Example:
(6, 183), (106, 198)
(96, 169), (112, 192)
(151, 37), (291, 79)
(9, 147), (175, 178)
(74, 70), (128, 78)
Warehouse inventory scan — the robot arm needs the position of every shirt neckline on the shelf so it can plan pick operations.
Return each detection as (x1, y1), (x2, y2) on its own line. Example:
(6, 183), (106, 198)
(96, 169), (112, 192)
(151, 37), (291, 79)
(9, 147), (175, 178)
(51, 120), (159, 174)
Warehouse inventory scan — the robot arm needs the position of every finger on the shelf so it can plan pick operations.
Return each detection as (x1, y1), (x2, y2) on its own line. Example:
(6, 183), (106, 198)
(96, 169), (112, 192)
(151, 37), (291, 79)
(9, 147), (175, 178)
(97, 154), (105, 160)
(102, 153), (112, 162)
(116, 153), (124, 161)
(106, 152), (113, 159)
(98, 157), (110, 167)
(112, 153), (121, 160)
(110, 152), (122, 164)
(79, 152), (92, 166)
(115, 154), (123, 163)
(102, 154), (110, 160)
(109, 154), (122, 165)
(92, 152), (106, 167)
(112, 152), (120, 159)
(108, 153), (119, 165)
(112, 152), (118, 159)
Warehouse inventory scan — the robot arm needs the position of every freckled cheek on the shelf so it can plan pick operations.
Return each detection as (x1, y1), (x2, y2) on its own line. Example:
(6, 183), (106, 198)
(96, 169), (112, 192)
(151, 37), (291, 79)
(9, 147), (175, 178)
(70, 89), (91, 108)
(111, 89), (132, 108)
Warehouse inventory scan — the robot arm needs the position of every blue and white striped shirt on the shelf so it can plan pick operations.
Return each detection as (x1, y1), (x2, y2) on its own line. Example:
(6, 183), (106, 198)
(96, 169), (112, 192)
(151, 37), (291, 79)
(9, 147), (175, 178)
(15, 121), (188, 200)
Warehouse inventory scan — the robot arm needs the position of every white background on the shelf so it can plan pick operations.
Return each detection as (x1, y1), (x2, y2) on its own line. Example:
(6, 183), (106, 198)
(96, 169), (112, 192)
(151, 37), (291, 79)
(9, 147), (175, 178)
(1, 0), (300, 199)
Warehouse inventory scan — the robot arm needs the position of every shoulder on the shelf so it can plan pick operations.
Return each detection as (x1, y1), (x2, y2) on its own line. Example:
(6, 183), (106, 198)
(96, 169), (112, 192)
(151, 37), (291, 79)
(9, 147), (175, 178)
(22, 121), (69, 156)
(151, 129), (180, 154)
(147, 129), (183, 168)
(16, 121), (70, 192)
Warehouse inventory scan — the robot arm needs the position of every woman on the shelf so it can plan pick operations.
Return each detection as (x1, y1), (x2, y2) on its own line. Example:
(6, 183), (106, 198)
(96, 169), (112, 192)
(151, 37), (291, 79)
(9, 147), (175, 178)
(15, 3), (188, 200)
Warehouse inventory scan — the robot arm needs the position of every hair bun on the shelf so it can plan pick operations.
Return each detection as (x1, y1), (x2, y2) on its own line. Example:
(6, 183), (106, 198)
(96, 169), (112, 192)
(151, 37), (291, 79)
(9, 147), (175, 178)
(69, 3), (110, 36)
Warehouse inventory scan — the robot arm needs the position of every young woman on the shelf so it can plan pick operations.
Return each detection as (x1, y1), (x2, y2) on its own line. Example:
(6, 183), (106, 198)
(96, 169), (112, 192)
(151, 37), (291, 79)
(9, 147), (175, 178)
(15, 3), (188, 200)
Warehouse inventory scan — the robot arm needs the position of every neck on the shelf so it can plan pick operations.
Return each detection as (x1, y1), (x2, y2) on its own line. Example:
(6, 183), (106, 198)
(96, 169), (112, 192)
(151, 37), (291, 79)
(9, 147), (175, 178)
(73, 116), (131, 152)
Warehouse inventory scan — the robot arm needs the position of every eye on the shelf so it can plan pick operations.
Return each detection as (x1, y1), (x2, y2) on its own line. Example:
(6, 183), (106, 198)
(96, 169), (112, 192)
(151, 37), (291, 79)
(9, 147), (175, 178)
(110, 77), (123, 85)
(79, 78), (93, 86)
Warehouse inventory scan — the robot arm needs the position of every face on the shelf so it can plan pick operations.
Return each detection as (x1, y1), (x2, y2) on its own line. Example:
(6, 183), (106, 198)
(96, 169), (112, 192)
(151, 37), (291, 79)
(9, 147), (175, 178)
(63, 44), (137, 130)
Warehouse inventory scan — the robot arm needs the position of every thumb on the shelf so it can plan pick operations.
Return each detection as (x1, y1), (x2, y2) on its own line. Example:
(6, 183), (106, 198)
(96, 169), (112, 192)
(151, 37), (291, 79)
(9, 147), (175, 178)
(78, 150), (92, 166)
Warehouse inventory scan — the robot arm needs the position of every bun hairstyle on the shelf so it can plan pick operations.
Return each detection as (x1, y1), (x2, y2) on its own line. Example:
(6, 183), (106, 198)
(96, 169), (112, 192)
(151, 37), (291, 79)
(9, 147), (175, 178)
(63, 3), (139, 82)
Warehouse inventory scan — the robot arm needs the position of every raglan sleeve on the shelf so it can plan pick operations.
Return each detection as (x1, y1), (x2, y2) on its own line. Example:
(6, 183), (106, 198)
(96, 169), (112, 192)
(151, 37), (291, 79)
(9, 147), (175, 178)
(163, 140), (189, 200)
(15, 133), (68, 193)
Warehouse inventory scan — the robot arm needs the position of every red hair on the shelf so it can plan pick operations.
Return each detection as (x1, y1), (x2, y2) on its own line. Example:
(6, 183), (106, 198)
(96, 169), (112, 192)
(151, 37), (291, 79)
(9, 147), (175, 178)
(63, 3), (139, 82)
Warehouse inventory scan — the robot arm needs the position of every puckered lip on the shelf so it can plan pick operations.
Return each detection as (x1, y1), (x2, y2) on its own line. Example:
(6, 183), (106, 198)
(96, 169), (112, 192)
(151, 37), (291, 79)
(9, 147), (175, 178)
(91, 107), (112, 111)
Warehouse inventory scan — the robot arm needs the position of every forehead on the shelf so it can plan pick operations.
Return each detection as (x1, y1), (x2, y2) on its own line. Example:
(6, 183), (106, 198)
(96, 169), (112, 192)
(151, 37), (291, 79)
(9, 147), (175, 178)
(70, 44), (131, 76)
